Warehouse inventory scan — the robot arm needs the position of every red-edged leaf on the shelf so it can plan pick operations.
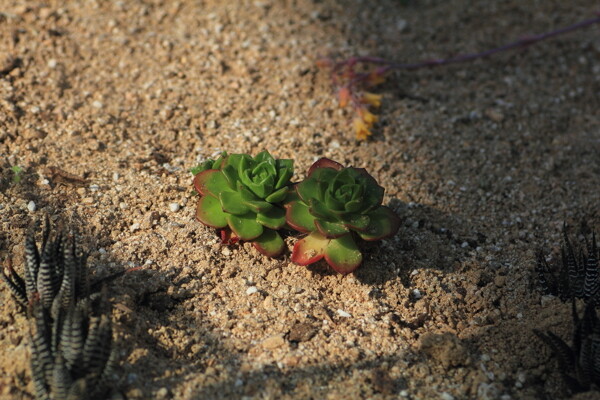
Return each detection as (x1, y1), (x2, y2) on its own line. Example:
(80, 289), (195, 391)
(315, 219), (349, 238)
(285, 200), (316, 233)
(196, 195), (227, 228)
(352, 167), (385, 210)
(226, 212), (263, 240)
(194, 169), (230, 197)
(291, 232), (328, 265)
(252, 229), (285, 257)
(220, 229), (239, 245)
(307, 158), (343, 177)
(358, 206), (401, 241)
(323, 234), (362, 274)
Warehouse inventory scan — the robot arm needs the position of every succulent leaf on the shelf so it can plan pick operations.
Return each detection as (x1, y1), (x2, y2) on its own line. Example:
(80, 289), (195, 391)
(226, 213), (264, 240)
(358, 206), (401, 241)
(256, 206), (286, 230)
(242, 198), (273, 214)
(315, 219), (350, 238)
(220, 191), (250, 215)
(265, 186), (289, 204)
(194, 169), (231, 197)
(221, 164), (240, 187)
(252, 229), (285, 257)
(291, 232), (328, 265)
(275, 159), (294, 189)
(343, 213), (371, 231)
(307, 158), (343, 176)
(309, 198), (339, 221)
(196, 195), (228, 228)
(285, 200), (316, 233)
(324, 234), (363, 274)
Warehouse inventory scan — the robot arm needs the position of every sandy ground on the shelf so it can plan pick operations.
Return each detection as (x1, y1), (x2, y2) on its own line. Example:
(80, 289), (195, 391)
(1, 0), (599, 399)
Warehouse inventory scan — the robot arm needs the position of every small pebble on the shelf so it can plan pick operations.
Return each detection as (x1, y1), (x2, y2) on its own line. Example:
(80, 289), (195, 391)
(156, 388), (169, 399)
(47, 59), (57, 68)
(441, 393), (454, 400)
(246, 286), (258, 295)
(130, 223), (140, 232)
(27, 201), (36, 212)
(169, 202), (180, 212)
(336, 309), (352, 318)
(89, 184), (100, 191)
(412, 289), (422, 299)
(92, 100), (104, 109)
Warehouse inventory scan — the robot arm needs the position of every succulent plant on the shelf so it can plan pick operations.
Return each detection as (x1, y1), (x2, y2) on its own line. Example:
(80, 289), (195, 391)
(536, 227), (599, 304)
(1, 217), (135, 315)
(535, 301), (600, 393)
(285, 158), (400, 274)
(193, 151), (293, 257)
(1, 218), (90, 315)
(29, 293), (119, 400)
(1, 218), (123, 399)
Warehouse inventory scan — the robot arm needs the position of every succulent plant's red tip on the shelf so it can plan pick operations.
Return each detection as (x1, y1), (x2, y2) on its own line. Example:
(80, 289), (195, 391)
(307, 158), (343, 176)
(219, 229), (239, 245)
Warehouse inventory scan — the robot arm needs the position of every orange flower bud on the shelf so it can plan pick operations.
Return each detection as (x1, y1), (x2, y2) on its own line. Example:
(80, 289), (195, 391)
(360, 92), (382, 108)
(358, 108), (378, 126)
(338, 87), (351, 108)
(315, 58), (333, 69)
(353, 117), (373, 141)
(367, 70), (387, 86)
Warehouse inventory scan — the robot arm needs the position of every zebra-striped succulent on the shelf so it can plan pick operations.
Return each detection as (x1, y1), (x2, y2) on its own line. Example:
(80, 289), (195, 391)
(1, 217), (90, 315)
(536, 227), (599, 303)
(29, 293), (119, 400)
(1, 219), (123, 400)
(535, 301), (600, 393)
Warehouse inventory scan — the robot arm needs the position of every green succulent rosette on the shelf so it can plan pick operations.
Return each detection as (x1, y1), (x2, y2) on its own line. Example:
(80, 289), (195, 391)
(285, 158), (400, 273)
(192, 151), (293, 257)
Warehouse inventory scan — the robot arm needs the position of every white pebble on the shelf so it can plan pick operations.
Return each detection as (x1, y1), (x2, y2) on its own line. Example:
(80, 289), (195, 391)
(48, 59), (57, 68)
(169, 202), (180, 212)
(246, 286), (258, 295)
(92, 100), (104, 109)
(27, 201), (36, 212)
(441, 393), (454, 400)
(336, 309), (352, 318)
(89, 184), (100, 191)
(112, 172), (119, 181)
(41, 179), (50, 185)
(412, 289), (422, 299)
(130, 223), (140, 232)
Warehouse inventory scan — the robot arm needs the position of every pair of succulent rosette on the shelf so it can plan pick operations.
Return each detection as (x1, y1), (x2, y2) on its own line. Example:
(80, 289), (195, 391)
(192, 151), (400, 274)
